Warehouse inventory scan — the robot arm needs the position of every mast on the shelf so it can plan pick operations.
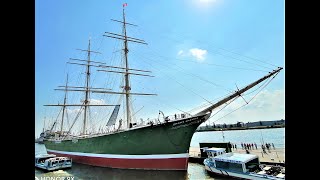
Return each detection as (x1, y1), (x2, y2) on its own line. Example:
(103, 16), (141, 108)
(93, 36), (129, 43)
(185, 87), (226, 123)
(45, 40), (120, 136)
(43, 117), (46, 133)
(60, 74), (68, 134)
(99, 4), (155, 129)
(122, 7), (131, 128)
(83, 40), (91, 134)
(195, 67), (283, 116)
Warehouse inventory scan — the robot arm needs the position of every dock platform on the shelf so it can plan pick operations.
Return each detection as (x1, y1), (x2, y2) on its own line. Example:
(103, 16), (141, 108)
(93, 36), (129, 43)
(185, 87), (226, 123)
(188, 146), (285, 165)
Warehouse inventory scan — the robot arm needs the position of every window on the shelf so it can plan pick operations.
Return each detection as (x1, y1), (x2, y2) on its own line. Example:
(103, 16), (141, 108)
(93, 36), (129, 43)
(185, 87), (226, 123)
(216, 161), (229, 169)
(245, 158), (259, 172)
(215, 161), (243, 172)
(228, 163), (243, 172)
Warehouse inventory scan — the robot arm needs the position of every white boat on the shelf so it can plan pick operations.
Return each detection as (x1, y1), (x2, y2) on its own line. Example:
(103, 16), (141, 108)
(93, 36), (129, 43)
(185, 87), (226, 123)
(203, 148), (285, 179)
(35, 154), (72, 171)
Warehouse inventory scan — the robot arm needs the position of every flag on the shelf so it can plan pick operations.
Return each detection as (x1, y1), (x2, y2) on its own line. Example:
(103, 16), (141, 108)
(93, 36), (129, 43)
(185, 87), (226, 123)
(123, 3), (127, 7)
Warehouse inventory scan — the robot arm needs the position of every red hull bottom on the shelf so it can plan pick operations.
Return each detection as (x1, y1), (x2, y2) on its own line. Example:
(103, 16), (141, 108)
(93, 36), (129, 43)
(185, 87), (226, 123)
(47, 150), (189, 170)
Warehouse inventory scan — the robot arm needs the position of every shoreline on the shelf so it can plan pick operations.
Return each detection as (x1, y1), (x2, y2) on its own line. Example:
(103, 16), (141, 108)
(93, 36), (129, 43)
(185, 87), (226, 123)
(196, 125), (285, 132)
(189, 146), (285, 164)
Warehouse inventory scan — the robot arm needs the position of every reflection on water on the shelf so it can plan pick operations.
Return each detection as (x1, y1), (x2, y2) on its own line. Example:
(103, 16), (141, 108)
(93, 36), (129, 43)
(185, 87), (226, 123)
(35, 143), (230, 179)
(35, 162), (229, 180)
(36, 163), (187, 180)
(37, 127), (281, 180)
(34, 127), (286, 180)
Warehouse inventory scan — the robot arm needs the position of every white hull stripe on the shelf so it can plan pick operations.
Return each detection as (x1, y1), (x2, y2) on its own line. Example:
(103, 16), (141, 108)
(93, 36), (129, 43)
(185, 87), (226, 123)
(47, 149), (189, 159)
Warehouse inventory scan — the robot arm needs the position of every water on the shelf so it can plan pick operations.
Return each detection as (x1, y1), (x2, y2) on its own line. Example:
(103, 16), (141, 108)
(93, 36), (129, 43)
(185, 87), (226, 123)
(191, 128), (285, 148)
(35, 128), (284, 179)
(35, 161), (228, 180)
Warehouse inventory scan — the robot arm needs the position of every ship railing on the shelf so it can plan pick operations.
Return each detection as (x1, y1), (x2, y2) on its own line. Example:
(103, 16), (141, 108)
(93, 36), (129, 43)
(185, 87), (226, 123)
(164, 113), (192, 121)
(54, 113), (194, 139)
(143, 113), (193, 125)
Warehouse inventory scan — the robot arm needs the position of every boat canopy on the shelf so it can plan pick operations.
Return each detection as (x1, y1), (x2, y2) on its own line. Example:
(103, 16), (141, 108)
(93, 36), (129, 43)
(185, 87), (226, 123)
(214, 153), (258, 164)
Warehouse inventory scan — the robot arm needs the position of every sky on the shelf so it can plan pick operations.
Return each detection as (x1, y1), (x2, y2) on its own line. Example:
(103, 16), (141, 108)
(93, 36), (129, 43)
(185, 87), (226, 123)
(35, 0), (284, 137)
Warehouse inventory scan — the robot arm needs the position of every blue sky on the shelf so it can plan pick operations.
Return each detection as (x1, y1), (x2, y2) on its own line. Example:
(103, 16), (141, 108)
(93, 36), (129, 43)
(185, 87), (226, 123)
(35, 0), (284, 137)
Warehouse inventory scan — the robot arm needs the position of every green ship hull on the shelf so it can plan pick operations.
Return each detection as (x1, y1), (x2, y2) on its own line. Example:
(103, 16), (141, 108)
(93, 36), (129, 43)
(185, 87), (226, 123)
(44, 114), (209, 170)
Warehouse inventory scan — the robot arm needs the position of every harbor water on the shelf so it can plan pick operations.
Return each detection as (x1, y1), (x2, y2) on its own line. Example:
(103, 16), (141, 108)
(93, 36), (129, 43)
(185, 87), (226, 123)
(190, 128), (284, 148)
(35, 128), (284, 180)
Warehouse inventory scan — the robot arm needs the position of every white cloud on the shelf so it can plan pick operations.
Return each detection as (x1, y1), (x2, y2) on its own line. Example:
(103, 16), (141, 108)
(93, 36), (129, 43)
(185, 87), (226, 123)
(65, 99), (105, 114)
(189, 48), (207, 61)
(66, 108), (81, 114)
(177, 48), (208, 61)
(89, 99), (105, 105)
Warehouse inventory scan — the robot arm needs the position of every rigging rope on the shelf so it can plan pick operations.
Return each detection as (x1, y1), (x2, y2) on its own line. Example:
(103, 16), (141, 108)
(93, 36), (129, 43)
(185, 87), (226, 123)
(143, 31), (279, 70)
(135, 50), (235, 93)
(207, 72), (278, 124)
(129, 25), (273, 72)
(63, 105), (84, 138)
(133, 52), (215, 106)
(144, 46), (270, 73)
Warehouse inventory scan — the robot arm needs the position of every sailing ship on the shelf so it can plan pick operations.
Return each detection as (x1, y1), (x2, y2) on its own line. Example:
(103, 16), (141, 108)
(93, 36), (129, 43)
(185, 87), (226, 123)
(39, 6), (283, 170)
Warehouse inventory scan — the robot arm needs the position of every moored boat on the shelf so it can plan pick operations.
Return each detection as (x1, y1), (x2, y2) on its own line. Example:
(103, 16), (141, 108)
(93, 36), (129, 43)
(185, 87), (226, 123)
(203, 148), (285, 179)
(35, 154), (72, 171)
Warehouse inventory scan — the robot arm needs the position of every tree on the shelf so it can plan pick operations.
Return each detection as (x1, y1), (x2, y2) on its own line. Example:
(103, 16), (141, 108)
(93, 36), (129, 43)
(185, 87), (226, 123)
(236, 122), (242, 127)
